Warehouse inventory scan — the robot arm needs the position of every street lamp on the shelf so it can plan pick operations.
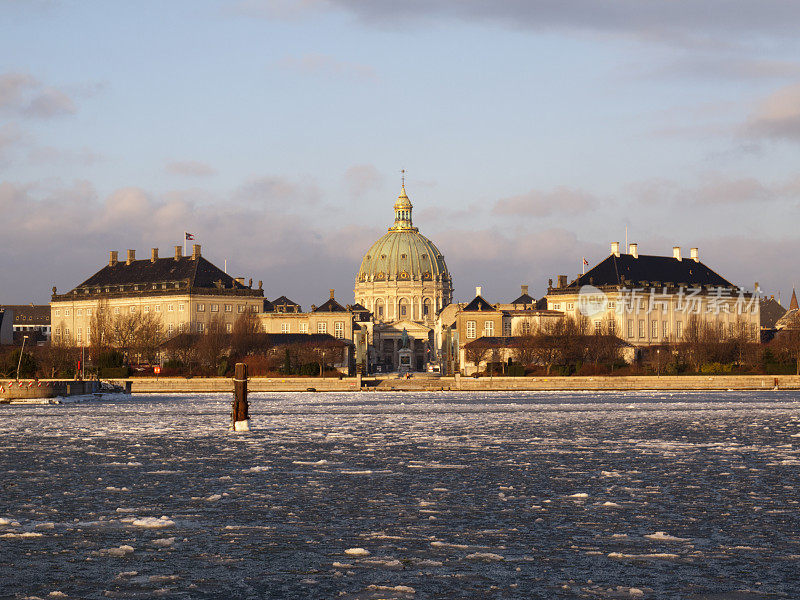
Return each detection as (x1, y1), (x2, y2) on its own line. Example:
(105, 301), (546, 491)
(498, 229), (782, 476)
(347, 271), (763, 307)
(16, 335), (29, 381)
(321, 351), (325, 378)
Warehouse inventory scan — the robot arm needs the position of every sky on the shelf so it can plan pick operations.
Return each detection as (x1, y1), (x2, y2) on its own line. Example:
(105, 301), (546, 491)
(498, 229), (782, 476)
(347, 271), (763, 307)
(2, 0), (799, 308)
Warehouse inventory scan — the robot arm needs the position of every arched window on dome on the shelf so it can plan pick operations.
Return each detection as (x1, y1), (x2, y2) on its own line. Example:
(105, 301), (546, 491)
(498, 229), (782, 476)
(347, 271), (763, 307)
(375, 298), (384, 320)
(423, 298), (432, 318)
(398, 298), (409, 319)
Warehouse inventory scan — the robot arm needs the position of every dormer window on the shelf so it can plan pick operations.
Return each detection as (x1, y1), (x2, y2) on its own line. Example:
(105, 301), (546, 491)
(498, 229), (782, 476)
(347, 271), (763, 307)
(401, 253), (407, 259)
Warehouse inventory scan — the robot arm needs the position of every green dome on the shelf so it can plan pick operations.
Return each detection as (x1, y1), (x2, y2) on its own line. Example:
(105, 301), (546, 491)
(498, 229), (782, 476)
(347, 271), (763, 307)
(356, 186), (450, 284)
(357, 230), (449, 283)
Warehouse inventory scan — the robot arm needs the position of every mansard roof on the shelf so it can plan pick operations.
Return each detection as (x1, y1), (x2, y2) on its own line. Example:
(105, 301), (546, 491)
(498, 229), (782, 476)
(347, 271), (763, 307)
(559, 253), (733, 291)
(510, 292), (535, 305)
(74, 256), (250, 292)
(313, 297), (347, 313)
(462, 295), (498, 312)
(0, 305), (51, 324)
(270, 296), (302, 312)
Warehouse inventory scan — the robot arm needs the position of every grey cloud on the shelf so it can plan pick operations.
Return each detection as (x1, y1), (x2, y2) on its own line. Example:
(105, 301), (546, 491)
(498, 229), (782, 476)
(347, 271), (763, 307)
(745, 83), (800, 141)
(0, 123), (25, 163)
(0, 72), (77, 118)
(165, 160), (217, 177)
(643, 57), (800, 82)
(493, 186), (597, 217)
(27, 145), (102, 166)
(321, 1), (800, 44)
(234, 175), (321, 206)
(344, 164), (383, 197)
(629, 175), (785, 206)
(274, 53), (376, 80)
(3, 176), (797, 310)
(227, 0), (329, 19)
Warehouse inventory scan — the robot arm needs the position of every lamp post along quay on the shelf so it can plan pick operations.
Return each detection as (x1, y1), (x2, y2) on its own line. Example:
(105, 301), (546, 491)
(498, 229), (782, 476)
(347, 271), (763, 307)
(231, 362), (250, 432)
(16, 335), (29, 381)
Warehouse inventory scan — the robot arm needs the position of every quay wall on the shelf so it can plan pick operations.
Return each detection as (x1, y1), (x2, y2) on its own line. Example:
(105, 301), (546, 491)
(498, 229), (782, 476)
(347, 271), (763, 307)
(110, 375), (800, 394)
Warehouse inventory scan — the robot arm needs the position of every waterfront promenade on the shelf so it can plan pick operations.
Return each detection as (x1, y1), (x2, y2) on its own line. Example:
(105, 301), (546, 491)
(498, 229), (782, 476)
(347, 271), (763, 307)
(104, 374), (800, 393)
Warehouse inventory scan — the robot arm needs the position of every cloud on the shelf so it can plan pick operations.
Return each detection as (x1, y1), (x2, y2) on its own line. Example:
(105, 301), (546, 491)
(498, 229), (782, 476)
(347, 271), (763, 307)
(227, 0), (329, 20)
(165, 160), (216, 177)
(2, 175), (797, 310)
(233, 175), (321, 206)
(319, 1), (800, 45)
(343, 164), (383, 197)
(0, 123), (25, 163)
(274, 53), (376, 80)
(628, 174), (792, 206)
(642, 57), (800, 82)
(0, 72), (77, 118)
(745, 83), (800, 141)
(27, 145), (102, 166)
(493, 186), (597, 217)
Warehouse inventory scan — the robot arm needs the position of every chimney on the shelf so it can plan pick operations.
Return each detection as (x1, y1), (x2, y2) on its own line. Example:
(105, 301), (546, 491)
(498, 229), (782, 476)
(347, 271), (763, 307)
(330, 289), (335, 299)
(629, 243), (638, 259)
(521, 284), (529, 296)
(557, 275), (568, 288)
(476, 286), (482, 297)
(191, 244), (201, 260)
(174, 246), (182, 260)
(126, 249), (135, 265)
(611, 241), (620, 257)
(673, 246), (681, 261)
(109, 250), (118, 267)
(151, 248), (159, 262)
(690, 247), (699, 262)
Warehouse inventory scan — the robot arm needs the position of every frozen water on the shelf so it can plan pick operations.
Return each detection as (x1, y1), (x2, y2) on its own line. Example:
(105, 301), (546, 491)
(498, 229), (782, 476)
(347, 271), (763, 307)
(1, 390), (799, 599)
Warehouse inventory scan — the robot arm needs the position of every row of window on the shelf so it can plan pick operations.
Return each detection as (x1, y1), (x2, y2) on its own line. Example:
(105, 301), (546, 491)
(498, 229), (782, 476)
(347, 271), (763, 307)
(622, 319), (757, 340)
(54, 303), (259, 318)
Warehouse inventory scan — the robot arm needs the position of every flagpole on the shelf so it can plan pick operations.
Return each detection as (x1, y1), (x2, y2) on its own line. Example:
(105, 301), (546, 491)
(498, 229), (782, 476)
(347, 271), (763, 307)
(183, 232), (186, 256)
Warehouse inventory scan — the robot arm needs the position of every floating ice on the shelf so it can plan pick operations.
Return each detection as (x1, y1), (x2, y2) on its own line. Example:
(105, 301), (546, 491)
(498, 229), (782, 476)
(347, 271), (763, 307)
(152, 537), (176, 547)
(644, 531), (691, 542)
(130, 516), (174, 528)
(465, 552), (504, 561)
(96, 545), (134, 557)
(206, 494), (222, 502)
(344, 547), (370, 557)
(366, 584), (416, 594)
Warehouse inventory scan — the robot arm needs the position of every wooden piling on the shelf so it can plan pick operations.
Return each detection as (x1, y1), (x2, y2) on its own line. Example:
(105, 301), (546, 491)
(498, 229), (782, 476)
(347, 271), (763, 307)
(232, 363), (249, 430)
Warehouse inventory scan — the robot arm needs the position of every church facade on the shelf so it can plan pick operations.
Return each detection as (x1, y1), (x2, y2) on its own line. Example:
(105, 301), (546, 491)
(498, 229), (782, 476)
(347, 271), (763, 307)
(354, 184), (453, 371)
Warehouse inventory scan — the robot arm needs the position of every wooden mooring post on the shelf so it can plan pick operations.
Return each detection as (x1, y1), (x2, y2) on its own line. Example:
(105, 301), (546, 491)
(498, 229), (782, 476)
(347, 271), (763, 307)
(232, 362), (250, 431)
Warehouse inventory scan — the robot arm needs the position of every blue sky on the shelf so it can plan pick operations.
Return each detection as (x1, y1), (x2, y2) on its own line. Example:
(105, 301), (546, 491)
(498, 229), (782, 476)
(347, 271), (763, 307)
(2, 0), (799, 307)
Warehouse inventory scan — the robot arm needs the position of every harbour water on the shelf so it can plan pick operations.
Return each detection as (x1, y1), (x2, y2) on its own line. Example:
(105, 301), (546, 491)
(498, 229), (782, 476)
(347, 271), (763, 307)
(2, 391), (799, 599)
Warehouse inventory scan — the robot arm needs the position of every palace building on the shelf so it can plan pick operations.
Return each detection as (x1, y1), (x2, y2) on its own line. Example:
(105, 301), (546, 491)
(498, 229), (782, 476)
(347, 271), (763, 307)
(50, 245), (264, 346)
(545, 242), (761, 346)
(354, 183), (453, 371)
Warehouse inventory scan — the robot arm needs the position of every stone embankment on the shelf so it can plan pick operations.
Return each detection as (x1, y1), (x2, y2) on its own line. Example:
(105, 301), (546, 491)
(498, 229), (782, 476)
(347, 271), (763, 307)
(112, 374), (800, 394)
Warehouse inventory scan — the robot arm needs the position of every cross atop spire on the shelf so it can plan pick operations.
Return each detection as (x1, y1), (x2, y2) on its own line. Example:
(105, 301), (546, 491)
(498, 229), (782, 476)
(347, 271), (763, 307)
(390, 175), (416, 231)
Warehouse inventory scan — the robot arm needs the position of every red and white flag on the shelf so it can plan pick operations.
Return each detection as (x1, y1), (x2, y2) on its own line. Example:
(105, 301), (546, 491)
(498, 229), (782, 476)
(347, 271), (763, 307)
(582, 258), (589, 266)
(185, 232), (194, 240)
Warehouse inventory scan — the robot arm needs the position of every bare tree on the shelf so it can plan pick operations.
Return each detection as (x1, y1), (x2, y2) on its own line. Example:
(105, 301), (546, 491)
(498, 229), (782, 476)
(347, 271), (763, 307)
(773, 313), (800, 375)
(463, 342), (490, 374)
(132, 312), (165, 364)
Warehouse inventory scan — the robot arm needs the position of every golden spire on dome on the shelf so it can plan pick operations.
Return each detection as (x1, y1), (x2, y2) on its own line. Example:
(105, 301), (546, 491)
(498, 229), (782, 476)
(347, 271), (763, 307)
(390, 169), (415, 231)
